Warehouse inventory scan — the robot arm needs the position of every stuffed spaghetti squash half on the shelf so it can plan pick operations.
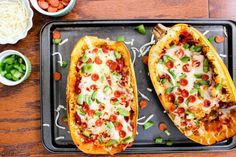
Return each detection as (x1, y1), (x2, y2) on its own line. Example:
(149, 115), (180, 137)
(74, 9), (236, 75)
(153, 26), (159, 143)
(148, 24), (236, 145)
(66, 36), (138, 154)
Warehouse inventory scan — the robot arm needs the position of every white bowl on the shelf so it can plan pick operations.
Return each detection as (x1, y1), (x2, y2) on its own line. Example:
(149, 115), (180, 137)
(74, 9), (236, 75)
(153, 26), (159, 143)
(0, 0), (34, 45)
(30, 0), (76, 17)
(0, 50), (32, 86)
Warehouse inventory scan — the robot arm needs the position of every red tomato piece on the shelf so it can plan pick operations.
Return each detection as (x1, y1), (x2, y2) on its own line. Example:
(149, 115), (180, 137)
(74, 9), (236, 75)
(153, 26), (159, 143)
(169, 104), (177, 112)
(119, 130), (126, 138)
(92, 48), (98, 53)
(114, 90), (122, 98)
(159, 122), (168, 131)
(188, 95), (196, 103)
(88, 109), (95, 116)
(139, 99), (148, 109)
(95, 119), (103, 127)
(109, 115), (117, 122)
(192, 60), (201, 68)
(142, 56), (148, 65)
(91, 73), (99, 81)
(177, 107), (185, 115)
(115, 122), (123, 130)
(53, 31), (61, 39)
(82, 104), (90, 113)
(98, 104), (105, 111)
(90, 84), (97, 90)
(204, 99), (211, 107)
(181, 89), (189, 98)
(106, 60), (118, 71)
(201, 74), (209, 81)
(74, 114), (81, 125)
(53, 72), (61, 80)
(167, 93), (175, 103)
(215, 35), (225, 43)
(94, 56), (102, 64)
(179, 78), (188, 86)
(175, 87), (182, 95)
(182, 64), (190, 72)
(175, 48), (184, 57)
(81, 122), (87, 128)
(177, 96), (184, 104)
(102, 47), (109, 53)
(165, 60), (174, 69)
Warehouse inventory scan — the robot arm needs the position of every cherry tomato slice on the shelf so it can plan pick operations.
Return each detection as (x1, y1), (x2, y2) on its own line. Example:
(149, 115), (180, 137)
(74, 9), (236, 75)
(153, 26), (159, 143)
(177, 96), (184, 104)
(115, 122), (123, 130)
(201, 74), (209, 81)
(139, 99), (148, 109)
(88, 109), (95, 116)
(95, 119), (103, 127)
(94, 56), (102, 64)
(91, 73), (99, 81)
(92, 48), (98, 53)
(114, 90), (122, 98)
(182, 64), (190, 72)
(177, 107), (185, 115)
(188, 95), (196, 103)
(119, 130), (126, 138)
(165, 60), (174, 69)
(109, 115), (117, 122)
(179, 78), (188, 86)
(106, 60), (118, 71)
(181, 89), (189, 98)
(204, 99), (211, 107)
(175, 48), (184, 57)
(167, 93), (175, 103)
(90, 84), (97, 90)
(142, 56), (148, 65)
(82, 104), (90, 113)
(159, 122), (168, 131)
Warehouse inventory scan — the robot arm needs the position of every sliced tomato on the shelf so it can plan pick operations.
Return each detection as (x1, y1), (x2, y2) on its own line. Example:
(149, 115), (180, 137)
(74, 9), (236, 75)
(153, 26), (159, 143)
(114, 90), (122, 98)
(192, 60), (201, 67)
(115, 122), (123, 130)
(188, 95), (196, 103)
(201, 74), (209, 81)
(175, 87), (182, 95)
(82, 104), (90, 113)
(116, 59), (124, 72)
(95, 119), (103, 127)
(177, 107), (185, 115)
(204, 99), (211, 107)
(94, 56), (102, 64)
(169, 104), (177, 112)
(74, 114), (81, 125)
(181, 89), (189, 98)
(139, 99), (148, 109)
(98, 104), (105, 111)
(119, 130), (126, 138)
(102, 47), (109, 53)
(177, 96), (184, 103)
(165, 60), (174, 69)
(179, 78), (188, 86)
(90, 84), (97, 90)
(110, 97), (118, 103)
(53, 31), (61, 39)
(106, 60), (118, 71)
(167, 93), (175, 103)
(88, 109), (95, 116)
(109, 115), (117, 122)
(159, 122), (167, 131)
(142, 56), (148, 65)
(182, 64), (190, 72)
(86, 58), (92, 63)
(91, 73), (99, 81)
(92, 48), (98, 53)
(106, 76), (112, 86)
(175, 48), (184, 57)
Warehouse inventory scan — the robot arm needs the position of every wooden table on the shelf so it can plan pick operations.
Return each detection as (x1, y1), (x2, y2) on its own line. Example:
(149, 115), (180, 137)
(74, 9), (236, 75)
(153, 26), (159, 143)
(1, 0), (236, 156)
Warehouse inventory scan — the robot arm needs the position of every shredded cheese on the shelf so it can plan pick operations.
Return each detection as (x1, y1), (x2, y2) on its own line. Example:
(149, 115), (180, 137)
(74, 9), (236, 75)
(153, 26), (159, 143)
(0, 0), (30, 43)
(137, 114), (154, 125)
(147, 88), (152, 92)
(138, 90), (150, 101)
(43, 124), (50, 127)
(219, 54), (227, 58)
(202, 30), (209, 36)
(124, 39), (134, 46)
(55, 136), (65, 141)
(131, 47), (139, 64)
(55, 105), (66, 130)
(59, 38), (68, 46)
(138, 34), (155, 57)
(223, 27), (228, 37)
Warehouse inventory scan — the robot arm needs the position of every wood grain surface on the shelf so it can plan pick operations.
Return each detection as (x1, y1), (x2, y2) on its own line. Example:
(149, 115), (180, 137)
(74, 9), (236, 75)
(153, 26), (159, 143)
(0, 0), (235, 156)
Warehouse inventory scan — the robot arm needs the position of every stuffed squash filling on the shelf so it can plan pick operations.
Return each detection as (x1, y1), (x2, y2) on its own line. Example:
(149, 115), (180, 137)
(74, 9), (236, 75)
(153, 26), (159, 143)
(73, 45), (135, 146)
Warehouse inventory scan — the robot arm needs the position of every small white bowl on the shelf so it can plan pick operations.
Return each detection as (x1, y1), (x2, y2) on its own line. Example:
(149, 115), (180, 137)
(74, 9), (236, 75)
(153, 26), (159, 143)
(0, 0), (33, 45)
(30, 0), (76, 17)
(0, 50), (32, 86)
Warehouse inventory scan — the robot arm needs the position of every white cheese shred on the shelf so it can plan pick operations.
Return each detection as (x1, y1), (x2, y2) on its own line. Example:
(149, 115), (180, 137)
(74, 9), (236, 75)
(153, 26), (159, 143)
(223, 27), (228, 37)
(55, 136), (65, 141)
(138, 34), (155, 57)
(124, 39), (134, 46)
(202, 30), (209, 36)
(138, 90), (150, 101)
(55, 105), (66, 130)
(52, 52), (63, 67)
(59, 38), (68, 46)
(131, 47), (139, 64)
(43, 123), (50, 127)
(85, 36), (94, 49)
(0, 0), (29, 42)
(219, 54), (227, 58)
(137, 116), (146, 121)
(147, 88), (152, 92)
(137, 114), (154, 125)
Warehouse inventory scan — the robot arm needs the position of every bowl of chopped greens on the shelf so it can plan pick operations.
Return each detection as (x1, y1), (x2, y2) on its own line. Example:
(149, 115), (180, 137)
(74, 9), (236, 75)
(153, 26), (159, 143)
(0, 50), (31, 86)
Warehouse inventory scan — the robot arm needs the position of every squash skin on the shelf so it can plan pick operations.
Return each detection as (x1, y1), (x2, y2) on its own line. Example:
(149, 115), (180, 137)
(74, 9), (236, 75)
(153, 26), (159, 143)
(148, 24), (236, 145)
(66, 36), (138, 154)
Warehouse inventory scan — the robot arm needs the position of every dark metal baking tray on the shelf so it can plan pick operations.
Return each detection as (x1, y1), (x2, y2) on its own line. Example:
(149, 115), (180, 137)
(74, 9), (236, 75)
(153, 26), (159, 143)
(40, 19), (236, 153)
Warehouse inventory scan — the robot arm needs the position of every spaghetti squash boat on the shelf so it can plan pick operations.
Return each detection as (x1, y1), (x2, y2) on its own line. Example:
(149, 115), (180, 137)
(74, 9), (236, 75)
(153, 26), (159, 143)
(148, 24), (236, 145)
(66, 36), (138, 154)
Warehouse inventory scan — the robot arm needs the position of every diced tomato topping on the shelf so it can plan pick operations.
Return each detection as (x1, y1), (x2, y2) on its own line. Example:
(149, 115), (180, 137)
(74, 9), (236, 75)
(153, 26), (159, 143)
(102, 47), (109, 53)
(91, 73), (99, 81)
(81, 122), (87, 128)
(181, 89), (189, 98)
(90, 84), (97, 90)
(159, 122), (168, 131)
(86, 58), (92, 63)
(175, 87), (182, 95)
(204, 99), (211, 107)
(110, 97), (118, 103)
(177, 96), (184, 104)
(182, 64), (190, 72)
(98, 104), (105, 111)
(167, 93), (175, 103)
(115, 122), (123, 130)
(114, 90), (122, 98)
(82, 104), (90, 113)
(192, 60), (201, 67)
(106, 60), (118, 71)
(175, 48), (184, 57)
(165, 60), (174, 69)
(188, 95), (196, 103)
(116, 59), (124, 72)
(142, 56), (148, 65)
(119, 130), (126, 138)
(201, 74), (209, 81)
(106, 76), (112, 86)
(139, 99), (148, 109)
(53, 31), (61, 39)
(169, 104), (177, 112)
(88, 109), (95, 116)
(215, 35), (225, 43)
(74, 114), (81, 125)
(95, 119), (103, 127)
(177, 107), (185, 115)
(53, 72), (61, 80)
(109, 115), (117, 122)
(179, 78), (188, 86)
(92, 48), (98, 53)
(94, 56), (102, 64)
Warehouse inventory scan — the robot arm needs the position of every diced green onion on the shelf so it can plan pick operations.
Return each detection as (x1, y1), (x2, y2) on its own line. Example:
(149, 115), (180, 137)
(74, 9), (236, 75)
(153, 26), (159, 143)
(95, 111), (102, 116)
(143, 121), (154, 130)
(135, 24), (146, 35)
(118, 108), (129, 117)
(103, 85), (112, 95)
(185, 98), (189, 105)
(82, 130), (91, 137)
(198, 89), (204, 97)
(91, 91), (98, 100)
(98, 137), (104, 144)
(77, 94), (84, 105)
(154, 137), (163, 144)
(117, 36), (125, 42)
(193, 83), (200, 89)
(81, 63), (93, 73)
(122, 136), (133, 144)
(166, 140), (173, 146)
(3, 57), (14, 64)
(189, 45), (195, 52)
(81, 54), (88, 63)
(194, 45), (202, 52)
(208, 37), (215, 43)
(203, 59), (209, 73)
(215, 83), (222, 90)
(112, 101), (120, 106)
(106, 122), (114, 129)
(165, 87), (174, 94)
(163, 55), (168, 63)
(160, 78), (167, 84)
(158, 59), (164, 64)
(170, 44), (176, 49)
(61, 61), (68, 67)
(5, 73), (12, 80)
(63, 117), (68, 122)
(198, 80), (210, 85)
(190, 88), (198, 94)
(114, 51), (121, 59)
(168, 69), (176, 79)
(179, 74), (187, 79)
(183, 43), (190, 49)
(53, 38), (62, 44)
(111, 72), (122, 80)
(164, 130), (171, 136)
(166, 55), (175, 62)
(194, 73), (202, 79)
(106, 139), (118, 147)
(180, 56), (190, 63)
(77, 108), (85, 116)
(85, 95), (93, 105)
